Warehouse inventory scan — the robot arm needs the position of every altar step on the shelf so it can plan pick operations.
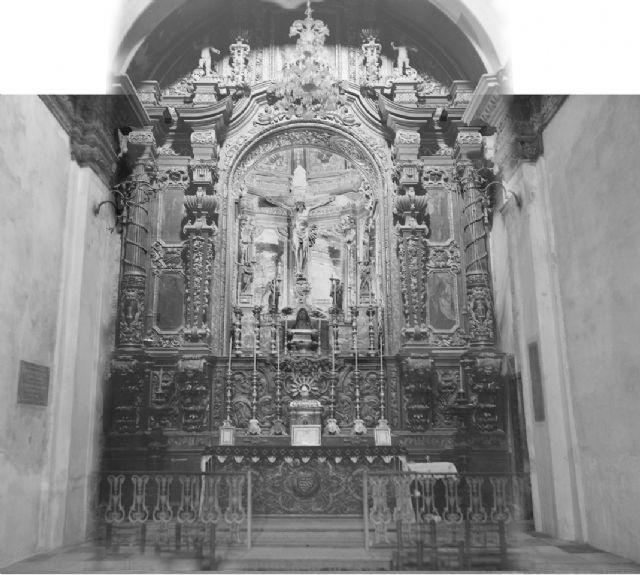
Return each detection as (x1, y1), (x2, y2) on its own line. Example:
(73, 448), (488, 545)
(216, 516), (393, 571)
(249, 516), (366, 548)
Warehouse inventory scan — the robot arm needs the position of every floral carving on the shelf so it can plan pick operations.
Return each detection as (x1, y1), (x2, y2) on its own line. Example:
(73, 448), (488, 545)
(427, 241), (461, 273)
(397, 228), (429, 340)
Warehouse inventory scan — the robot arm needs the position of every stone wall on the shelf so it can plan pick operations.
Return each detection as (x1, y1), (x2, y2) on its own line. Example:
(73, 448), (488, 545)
(492, 95), (640, 563)
(0, 96), (121, 567)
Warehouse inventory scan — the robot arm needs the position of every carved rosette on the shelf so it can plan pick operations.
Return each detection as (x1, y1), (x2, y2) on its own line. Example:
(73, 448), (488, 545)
(397, 228), (429, 340)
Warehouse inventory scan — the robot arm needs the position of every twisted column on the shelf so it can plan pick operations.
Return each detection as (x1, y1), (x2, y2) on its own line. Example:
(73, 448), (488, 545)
(455, 128), (495, 347)
(117, 129), (157, 350)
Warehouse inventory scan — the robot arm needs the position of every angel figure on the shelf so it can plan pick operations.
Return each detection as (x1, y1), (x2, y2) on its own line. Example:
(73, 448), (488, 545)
(390, 41), (418, 75)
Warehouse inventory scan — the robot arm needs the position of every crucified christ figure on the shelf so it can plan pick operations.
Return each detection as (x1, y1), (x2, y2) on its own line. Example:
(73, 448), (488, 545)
(247, 165), (360, 277)
(254, 195), (335, 277)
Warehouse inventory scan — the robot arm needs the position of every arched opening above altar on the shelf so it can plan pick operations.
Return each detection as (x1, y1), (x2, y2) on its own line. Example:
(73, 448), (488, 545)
(231, 143), (385, 360)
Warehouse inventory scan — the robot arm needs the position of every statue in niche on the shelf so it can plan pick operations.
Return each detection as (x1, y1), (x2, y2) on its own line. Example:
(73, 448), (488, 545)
(360, 262), (373, 296)
(390, 41), (418, 75)
(331, 278), (344, 310)
(238, 217), (254, 264)
(340, 214), (356, 245)
(267, 277), (281, 312)
(239, 262), (254, 294)
(288, 307), (318, 352)
(294, 308), (312, 329)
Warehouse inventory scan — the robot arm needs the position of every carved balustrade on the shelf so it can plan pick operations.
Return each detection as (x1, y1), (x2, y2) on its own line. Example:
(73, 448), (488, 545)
(366, 471), (532, 569)
(98, 470), (251, 557)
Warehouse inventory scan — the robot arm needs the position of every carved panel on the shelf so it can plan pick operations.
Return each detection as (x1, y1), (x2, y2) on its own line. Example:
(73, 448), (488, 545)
(397, 228), (429, 340)
(110, 358), (145, 433)
(252, 460), (363, 514)
(401, 357), (434, 432)
(176, 360), (210, 432)
(433, 370), (459, 428)
(427, 272), (459, 332)
(118, 276), (146, 347)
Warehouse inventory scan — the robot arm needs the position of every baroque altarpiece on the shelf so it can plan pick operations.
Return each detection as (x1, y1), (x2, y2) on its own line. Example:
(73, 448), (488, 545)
(104, 2), (517, 507)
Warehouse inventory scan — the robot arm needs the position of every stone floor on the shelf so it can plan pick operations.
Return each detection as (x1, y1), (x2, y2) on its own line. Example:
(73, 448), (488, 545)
(4, 530), (640, 573)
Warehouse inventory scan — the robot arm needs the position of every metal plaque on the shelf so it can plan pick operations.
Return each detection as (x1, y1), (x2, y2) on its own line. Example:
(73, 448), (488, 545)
(17, 360), (50, 406)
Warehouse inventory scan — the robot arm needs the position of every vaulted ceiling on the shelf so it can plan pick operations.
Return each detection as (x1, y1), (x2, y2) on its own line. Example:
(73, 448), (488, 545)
(113, 0), (504, 90)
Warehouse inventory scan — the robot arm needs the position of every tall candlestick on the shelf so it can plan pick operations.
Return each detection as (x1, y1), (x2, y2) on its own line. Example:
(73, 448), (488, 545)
(225, 336), (234, 424)
(351, 304), (365, 435)
(247, 313), (261, 435)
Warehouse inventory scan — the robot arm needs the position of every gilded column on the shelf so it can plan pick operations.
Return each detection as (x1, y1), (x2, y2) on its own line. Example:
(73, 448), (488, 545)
(455, 127), (495, 348)
(117, 128), (158, 350)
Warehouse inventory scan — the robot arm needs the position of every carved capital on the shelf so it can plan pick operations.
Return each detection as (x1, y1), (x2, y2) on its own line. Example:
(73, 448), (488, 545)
(454, 127), (483, 160)
(191, 130), (217, 146)
(128, 129), (156, 149)
(393, 129), (421, 160)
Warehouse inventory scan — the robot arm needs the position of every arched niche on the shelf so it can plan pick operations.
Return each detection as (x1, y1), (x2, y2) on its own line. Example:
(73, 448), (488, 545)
(213, 119), (397, 351)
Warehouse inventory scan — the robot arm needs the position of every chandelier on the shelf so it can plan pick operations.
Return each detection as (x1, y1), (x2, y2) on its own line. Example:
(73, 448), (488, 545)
(273, 0), (345, 116)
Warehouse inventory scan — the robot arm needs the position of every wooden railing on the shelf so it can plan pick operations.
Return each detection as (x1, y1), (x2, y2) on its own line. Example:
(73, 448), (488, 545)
(96, 471), (251, 568)
(363, 471), (531, 570)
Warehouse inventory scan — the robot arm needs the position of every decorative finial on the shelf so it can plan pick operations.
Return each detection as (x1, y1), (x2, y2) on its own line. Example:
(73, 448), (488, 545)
(305, 0), (312, 18)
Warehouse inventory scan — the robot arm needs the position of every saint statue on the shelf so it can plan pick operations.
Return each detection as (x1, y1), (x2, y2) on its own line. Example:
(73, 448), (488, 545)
(198, 42), (221, 76)
(390, 41), (418, 75)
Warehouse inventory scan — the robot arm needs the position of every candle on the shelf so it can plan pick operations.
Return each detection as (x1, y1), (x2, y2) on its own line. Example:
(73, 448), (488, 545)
(253, 328), (257, 371)
(354, 326), (358, 371)
(379, 309), (384, 370)
(332, 329), (336, 372)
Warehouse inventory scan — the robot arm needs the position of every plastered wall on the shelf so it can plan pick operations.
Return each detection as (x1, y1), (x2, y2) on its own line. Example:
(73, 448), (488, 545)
(542, 96), (640, 561)
(491, 96), (640, 563)
(0, 96), (120, 567)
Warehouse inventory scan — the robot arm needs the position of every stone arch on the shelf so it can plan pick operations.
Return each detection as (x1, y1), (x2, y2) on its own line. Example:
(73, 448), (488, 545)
(222, 119), (393, 202)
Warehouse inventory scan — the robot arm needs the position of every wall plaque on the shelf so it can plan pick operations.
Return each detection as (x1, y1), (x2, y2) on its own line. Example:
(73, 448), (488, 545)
(528, 341), (545, 422)
(17, 360), (50, 406)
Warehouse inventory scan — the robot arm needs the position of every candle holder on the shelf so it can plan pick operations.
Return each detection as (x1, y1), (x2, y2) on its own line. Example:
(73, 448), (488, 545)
(248, 313), (261, 436)
(233, 306), (243, 356)
(351, 308), (366, 435)
(220, 338), (236, 445)
(325, 306), (340, 435)
(350, 305), (359, 356)
(281, 307), (293, 354)
(366, 304), (376, 356)
(270, 309), (278, 356)
(253, 305), (263, 357)
(271, 325), (287, 435)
